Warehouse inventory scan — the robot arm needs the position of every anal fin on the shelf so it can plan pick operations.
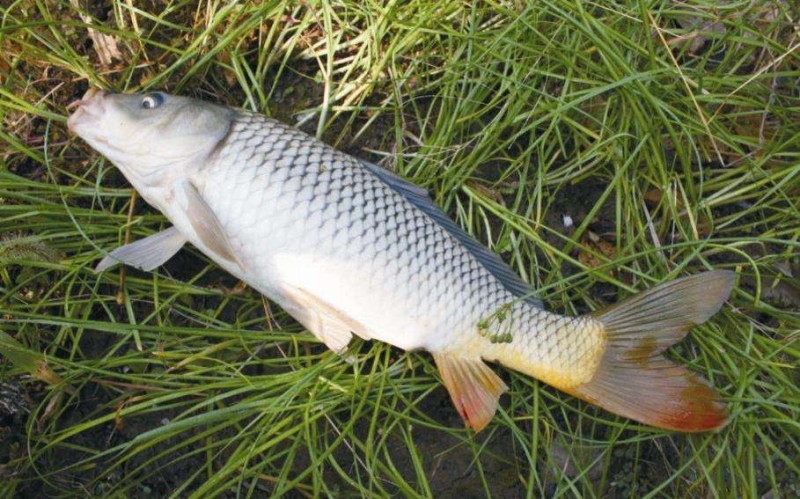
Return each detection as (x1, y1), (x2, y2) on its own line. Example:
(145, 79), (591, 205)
(95, 226), (186, 273)
(433, 353), (508, 432)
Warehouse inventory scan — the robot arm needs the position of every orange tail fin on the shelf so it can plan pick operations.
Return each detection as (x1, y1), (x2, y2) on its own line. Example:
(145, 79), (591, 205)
(570, 270), (735, 432)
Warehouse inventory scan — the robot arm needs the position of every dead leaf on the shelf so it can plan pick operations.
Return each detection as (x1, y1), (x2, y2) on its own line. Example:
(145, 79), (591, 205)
(37, 390), (64, 429)
(465, 180), (504, 204)
(579, 231), (617, 275)
(70, 0), (124, 66)
(670, 1), (791, 57)
(761, 262), (800, 311)
(88, 29), (123, 66)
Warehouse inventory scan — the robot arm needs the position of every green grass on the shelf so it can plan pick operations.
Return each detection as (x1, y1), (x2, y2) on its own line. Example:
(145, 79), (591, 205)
(1, 0), (798, 496)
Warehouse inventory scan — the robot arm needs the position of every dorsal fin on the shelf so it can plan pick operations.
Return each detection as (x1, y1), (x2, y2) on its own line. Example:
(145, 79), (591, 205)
(359, 159), (542, 308)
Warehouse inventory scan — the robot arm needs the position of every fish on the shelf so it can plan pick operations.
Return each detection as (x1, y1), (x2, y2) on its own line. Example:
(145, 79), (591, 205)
(67, 88), (735, 433)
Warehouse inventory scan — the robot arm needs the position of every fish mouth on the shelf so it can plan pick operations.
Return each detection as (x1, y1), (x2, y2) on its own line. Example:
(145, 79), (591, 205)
(67, 87), (107, 134)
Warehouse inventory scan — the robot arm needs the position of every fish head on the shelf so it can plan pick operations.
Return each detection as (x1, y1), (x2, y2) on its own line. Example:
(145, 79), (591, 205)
(68, 88), (234, 186)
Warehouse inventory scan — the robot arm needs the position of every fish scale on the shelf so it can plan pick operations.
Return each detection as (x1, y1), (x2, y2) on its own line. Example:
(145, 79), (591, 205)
(199, 111), (581, 365)
(69, 89), (733, 432)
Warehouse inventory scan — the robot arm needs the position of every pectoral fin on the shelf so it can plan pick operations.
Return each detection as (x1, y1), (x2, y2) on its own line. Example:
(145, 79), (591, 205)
(95, 226), (186, 273)
(175, 180), (242, 270)
(433, 353), (508, 432)
(283, 285), (368, 356)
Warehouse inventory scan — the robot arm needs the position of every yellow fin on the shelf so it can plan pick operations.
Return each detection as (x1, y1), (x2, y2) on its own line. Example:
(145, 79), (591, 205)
(433, 353), (508, 432)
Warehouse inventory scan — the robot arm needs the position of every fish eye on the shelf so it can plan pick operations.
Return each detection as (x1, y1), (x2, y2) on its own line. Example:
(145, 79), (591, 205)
(141, 93), (165, 110)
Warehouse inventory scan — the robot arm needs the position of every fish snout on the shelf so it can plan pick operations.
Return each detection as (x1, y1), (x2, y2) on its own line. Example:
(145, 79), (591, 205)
(67, 88), (107, 133)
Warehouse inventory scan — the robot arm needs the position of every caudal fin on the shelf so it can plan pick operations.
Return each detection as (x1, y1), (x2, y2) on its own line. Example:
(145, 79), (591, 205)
(570, 270), (735, 432)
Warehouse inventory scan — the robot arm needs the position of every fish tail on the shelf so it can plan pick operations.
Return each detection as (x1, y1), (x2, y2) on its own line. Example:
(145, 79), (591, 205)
(568, 270), (735, 432)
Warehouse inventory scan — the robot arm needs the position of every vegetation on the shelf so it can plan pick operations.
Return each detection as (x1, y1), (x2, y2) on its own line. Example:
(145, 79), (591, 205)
(1, 0), (798, 496)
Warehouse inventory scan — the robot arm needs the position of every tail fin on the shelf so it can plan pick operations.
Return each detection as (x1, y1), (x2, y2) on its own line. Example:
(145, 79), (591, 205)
(570, 270), (735, 432)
